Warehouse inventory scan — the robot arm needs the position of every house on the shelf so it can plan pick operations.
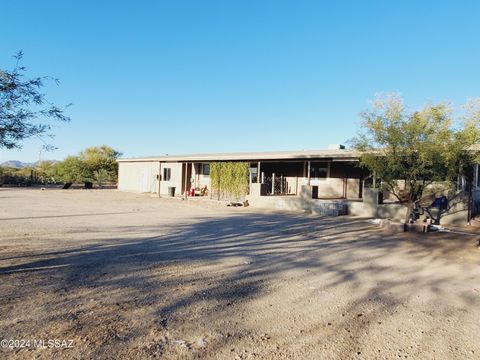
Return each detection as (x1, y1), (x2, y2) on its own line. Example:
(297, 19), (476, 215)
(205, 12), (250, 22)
(117, 147), (363, 196)
(117, 147), (480, 224)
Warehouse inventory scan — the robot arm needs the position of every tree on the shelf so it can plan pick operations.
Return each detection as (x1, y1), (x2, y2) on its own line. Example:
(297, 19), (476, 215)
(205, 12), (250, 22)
(58, 156), (87, 183)
(35, 160), (61, 184)
(0, 51), (70, 149)
(56, 145), (122, 184)
(79, 145), (122, 182)
(351, 94), (480, 224)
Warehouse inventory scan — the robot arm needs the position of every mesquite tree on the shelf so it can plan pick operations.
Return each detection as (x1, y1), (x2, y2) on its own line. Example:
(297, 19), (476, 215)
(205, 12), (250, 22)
(351, 94), (480, 224)
(0, 51), (70, 149)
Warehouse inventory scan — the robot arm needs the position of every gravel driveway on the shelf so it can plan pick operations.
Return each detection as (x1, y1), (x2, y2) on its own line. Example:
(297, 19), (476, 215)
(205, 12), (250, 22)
(0, 189), (479, 359)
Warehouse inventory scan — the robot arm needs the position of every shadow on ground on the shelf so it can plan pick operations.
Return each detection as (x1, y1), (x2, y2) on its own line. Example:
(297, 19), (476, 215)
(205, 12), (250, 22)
(0, 211), (478, 359)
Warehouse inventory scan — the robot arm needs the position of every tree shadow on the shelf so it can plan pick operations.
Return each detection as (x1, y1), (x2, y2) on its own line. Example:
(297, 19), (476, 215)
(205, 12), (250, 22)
(0, 212), (477, 359)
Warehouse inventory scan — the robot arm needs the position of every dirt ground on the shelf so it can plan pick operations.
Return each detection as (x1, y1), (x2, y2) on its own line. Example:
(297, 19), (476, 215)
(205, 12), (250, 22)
(0, 189), (479, 360)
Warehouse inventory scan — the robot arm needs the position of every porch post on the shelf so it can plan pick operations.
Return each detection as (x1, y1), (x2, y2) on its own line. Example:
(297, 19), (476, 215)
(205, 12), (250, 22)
(307, 161), (311, 185)
(184, 163), (188, 200)
(158, 161), (162, 197)
(257, 161), (261, 183)
(272, 173), (275, 194)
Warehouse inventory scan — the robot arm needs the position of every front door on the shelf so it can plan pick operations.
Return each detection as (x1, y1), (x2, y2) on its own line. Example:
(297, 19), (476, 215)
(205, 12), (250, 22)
(182, 163), (192, 195)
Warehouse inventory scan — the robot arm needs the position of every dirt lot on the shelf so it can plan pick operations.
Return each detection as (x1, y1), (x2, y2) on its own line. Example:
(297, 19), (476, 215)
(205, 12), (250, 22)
(0, 189), (479, 360)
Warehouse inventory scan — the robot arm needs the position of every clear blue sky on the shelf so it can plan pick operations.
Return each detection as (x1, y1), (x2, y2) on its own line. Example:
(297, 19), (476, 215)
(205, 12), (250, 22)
(1, 0), (479, 162)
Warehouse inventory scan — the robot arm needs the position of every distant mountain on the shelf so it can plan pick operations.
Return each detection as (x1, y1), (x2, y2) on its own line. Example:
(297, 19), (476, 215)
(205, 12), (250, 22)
(0, 160), (31, 168)
(0, 160), (59, 168)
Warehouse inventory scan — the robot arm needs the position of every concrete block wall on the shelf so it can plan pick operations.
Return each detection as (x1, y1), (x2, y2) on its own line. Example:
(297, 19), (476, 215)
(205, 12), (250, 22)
(246, 190), (407, 219)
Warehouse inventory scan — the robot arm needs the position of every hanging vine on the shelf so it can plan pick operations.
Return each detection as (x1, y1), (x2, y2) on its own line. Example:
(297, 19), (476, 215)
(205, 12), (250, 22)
(210, 162), (249, 201)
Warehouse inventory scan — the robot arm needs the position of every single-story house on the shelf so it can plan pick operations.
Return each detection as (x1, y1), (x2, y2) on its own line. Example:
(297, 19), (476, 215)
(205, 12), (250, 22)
(117, 147), (480, 224)
(117, 146), (363, 196)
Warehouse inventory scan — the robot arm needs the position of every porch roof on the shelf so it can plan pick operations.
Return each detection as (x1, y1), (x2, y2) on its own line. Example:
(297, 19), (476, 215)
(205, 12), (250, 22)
(117, 149), (360, 163)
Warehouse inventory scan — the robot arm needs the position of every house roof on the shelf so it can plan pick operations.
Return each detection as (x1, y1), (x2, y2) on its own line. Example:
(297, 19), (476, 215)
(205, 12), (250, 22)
(117, 149), (360, 163)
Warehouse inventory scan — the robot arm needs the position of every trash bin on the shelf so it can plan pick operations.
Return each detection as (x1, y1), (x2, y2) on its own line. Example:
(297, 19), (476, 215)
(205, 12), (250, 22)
(168, 186), (176, 197)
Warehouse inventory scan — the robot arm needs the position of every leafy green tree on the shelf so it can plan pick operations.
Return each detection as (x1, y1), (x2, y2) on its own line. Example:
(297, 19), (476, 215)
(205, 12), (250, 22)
(58, 156), (87, 183)
(351, 94), (480, 223)
(79, 145), (121, 182)
(55, 145), (121, 184)
(0, 51), (70, 149)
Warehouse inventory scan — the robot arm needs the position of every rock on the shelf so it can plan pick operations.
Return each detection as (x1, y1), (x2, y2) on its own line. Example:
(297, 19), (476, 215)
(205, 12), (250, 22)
(260, 333), (270, 341)
(196, 338), (205, 348)
(380, 220), (406, 233)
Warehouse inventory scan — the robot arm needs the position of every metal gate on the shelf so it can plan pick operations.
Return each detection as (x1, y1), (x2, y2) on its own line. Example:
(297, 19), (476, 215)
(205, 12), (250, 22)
(264, 175), (288, 195)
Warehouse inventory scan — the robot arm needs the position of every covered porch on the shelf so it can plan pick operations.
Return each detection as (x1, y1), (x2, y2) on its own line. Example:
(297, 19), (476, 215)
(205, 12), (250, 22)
(248, 159), (364, 200)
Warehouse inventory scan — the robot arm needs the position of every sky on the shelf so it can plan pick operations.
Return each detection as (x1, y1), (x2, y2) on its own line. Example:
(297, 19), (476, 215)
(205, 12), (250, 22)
(1, 0), (480, 162)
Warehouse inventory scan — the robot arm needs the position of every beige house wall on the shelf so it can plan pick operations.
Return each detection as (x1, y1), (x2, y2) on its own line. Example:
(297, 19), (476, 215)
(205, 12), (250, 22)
(346, 178), (361, 198)
(118, 161), (160, 193)
(311, 178), (344, 198)
(118, 161), (210, 196)
(159, 163), (183, 196)
(285, 176), (299, 195)
(297, 176), (361, 199)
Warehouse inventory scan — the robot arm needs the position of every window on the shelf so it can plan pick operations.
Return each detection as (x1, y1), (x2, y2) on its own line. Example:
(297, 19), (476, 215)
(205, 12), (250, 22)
(310, 162), (328, 179)
(163, 167), (171, 181)
(249, 167), (258, 183)
(202, 163), (210, 176)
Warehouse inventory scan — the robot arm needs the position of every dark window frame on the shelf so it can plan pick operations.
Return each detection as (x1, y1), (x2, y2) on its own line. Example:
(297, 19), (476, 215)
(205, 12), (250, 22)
(163, 167), (171, 181)
(202, 163), (210, 176)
